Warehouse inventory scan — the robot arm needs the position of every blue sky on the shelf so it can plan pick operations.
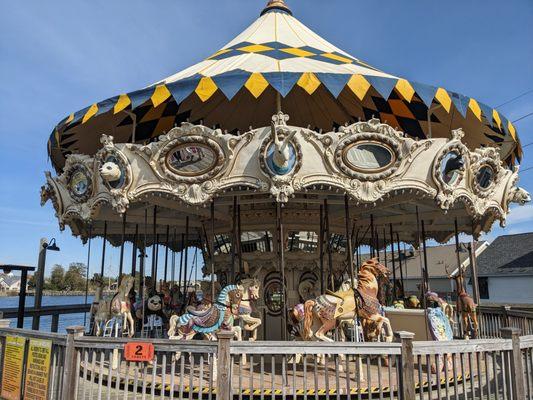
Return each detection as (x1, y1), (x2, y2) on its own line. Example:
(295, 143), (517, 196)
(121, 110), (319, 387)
(0, 0), (532, 279)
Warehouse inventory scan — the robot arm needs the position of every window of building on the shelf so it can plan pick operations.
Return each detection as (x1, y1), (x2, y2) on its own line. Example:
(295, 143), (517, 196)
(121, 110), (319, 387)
(478, 277), (489, 299)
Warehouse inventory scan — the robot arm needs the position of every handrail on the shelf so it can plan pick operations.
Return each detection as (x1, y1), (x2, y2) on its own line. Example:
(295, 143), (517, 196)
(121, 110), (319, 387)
(0, 303), (91, 318)
(412, 338), (513, 355)
(0, 327), (67, 345)
(230, 340), (402, 355)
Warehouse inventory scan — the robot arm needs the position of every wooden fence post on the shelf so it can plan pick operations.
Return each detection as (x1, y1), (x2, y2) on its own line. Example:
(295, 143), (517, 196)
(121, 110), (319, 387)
(502, 305), (511, 327)
(216, 330), (234, 400)
(61, 325), (84, 400)
(501, 327), (525, 400)
(394, 331), (415, 400)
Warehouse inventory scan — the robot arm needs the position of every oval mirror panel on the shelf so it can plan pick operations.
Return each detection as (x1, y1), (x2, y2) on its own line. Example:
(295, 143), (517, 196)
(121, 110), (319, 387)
(440, 151), (464, 185)
(70, 170), (89, 196)
(476, 165), (494, 189)
(344, 142), (393, 171)
(166, 144), (217, 176)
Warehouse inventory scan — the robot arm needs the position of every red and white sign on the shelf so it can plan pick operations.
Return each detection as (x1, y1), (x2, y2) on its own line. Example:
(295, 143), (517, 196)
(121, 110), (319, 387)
(123, 342), (154, 362)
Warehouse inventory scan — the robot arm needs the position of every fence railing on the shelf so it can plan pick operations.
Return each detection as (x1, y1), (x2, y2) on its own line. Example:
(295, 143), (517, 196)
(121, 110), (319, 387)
(477, 305), (533, 338)
(0, 327), (532, 399)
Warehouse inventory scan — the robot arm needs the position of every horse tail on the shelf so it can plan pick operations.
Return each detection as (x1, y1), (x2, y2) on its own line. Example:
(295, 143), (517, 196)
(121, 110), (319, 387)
(303, 300), (316, 340)
(168, 315), (178, 337)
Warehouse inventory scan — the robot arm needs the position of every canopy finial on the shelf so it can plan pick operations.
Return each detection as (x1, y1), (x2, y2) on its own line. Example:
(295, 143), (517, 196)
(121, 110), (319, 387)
(261, 0), (292, 16)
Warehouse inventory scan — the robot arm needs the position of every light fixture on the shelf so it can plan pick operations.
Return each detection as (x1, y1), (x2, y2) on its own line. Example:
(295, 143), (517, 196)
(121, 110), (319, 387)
(46, 238), (60, 252)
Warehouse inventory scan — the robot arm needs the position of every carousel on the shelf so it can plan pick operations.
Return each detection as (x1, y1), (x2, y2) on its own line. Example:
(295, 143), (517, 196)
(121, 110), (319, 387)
(41, 0), (529, 350)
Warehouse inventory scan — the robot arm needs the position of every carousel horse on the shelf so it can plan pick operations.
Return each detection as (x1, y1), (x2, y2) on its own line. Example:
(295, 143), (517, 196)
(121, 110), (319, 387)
(302, 258), (392, 344)
(426, 291), (455, 324)
(167, 284), (244, 341)
(93, 275), (135, 337)
(90, 274), (106, 336)
(234, 278), (261, 341)
(445, 265), (478, 338)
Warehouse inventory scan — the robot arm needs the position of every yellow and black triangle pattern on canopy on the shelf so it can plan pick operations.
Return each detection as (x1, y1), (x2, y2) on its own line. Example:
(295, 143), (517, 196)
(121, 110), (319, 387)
(48, 0), (521, 172)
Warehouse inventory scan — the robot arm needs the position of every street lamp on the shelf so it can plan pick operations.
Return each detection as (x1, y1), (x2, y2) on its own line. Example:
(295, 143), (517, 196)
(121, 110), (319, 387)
(32, 238), (60, 330)
(45, 238), (60, 252)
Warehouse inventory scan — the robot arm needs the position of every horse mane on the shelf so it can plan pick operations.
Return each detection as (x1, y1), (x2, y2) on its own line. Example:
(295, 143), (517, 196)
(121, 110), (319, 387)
(216, 284), (238, 309)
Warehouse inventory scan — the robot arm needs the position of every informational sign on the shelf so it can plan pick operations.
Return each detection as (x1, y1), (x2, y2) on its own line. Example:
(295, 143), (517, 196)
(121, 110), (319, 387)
(23, 339), (52, 400)
(124, 342), (154, 362)
(1, 336), (26, 400)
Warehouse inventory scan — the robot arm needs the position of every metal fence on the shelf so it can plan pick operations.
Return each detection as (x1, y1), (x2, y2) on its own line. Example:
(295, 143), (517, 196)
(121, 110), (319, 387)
(0, 327), (532, 399)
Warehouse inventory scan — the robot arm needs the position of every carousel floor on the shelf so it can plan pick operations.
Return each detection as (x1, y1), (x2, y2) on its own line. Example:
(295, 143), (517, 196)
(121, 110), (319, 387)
(78, 355), (476, 399)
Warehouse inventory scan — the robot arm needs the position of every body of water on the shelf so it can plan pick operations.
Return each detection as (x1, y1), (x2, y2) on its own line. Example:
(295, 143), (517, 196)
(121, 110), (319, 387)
(0, 295), (94, 333)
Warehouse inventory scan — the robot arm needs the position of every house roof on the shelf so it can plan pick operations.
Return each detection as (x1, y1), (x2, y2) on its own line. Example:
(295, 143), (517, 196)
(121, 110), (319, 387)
(476, 232), (533, 277)
(0, 274), (21, 287)
(364, 242), (484, 280)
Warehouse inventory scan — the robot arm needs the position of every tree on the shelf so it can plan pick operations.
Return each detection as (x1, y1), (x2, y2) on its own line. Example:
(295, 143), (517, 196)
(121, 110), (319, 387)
(64, 263), (87, 291)
(49, 264), (65, 291)
(27, 274), (37, 290)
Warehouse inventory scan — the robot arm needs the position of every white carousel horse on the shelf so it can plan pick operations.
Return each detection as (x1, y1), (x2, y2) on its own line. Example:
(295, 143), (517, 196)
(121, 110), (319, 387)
(234, 278), (261, 341)
(93, 275), (135, 338)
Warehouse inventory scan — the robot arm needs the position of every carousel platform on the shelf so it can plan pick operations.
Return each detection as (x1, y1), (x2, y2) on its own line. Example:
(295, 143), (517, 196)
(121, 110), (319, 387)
(79, 357), (471, 399)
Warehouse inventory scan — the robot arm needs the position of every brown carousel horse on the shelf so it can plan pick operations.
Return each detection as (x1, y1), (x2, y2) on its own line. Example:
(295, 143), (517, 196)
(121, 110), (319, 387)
(445, 265), (478, 338)
(302, 258), (392, 343)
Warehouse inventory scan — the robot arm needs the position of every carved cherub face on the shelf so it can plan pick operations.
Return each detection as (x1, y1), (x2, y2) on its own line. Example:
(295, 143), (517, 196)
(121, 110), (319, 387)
(99, 161), (121, 182)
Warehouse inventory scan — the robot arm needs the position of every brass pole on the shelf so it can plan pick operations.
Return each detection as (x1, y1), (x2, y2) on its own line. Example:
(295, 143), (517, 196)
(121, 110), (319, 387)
(324, 199), (333, 290)
(183, 216), (189, 303)
(164, 225), (170, 283)
(211, 200), (216, 301)
(389, 224), (397, 301)
(277, 202), (287, 340)
(344, 195), (355, 289)
(118, 212), (126, 282)
(100, 221), (107, 277)
(151, 206), (157, 291)
(319, 204), (324, 293)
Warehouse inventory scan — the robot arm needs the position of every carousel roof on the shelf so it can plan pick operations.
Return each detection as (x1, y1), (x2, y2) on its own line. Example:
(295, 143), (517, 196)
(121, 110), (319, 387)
(48, 0), (522, 172)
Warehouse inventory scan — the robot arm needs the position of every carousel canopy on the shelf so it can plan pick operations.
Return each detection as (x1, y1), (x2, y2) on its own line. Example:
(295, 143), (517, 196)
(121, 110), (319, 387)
(48, 0), (522, 172)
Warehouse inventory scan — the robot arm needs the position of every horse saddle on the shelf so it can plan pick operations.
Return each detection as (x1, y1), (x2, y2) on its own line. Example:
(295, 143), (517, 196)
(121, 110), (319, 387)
(354, 288), (380, 316)
(186, 305), (212, 317)
(327, 289), (356, 319)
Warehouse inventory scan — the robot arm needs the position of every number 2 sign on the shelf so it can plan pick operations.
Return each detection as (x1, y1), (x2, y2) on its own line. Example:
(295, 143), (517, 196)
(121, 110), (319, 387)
(124, 342), (154, 362)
